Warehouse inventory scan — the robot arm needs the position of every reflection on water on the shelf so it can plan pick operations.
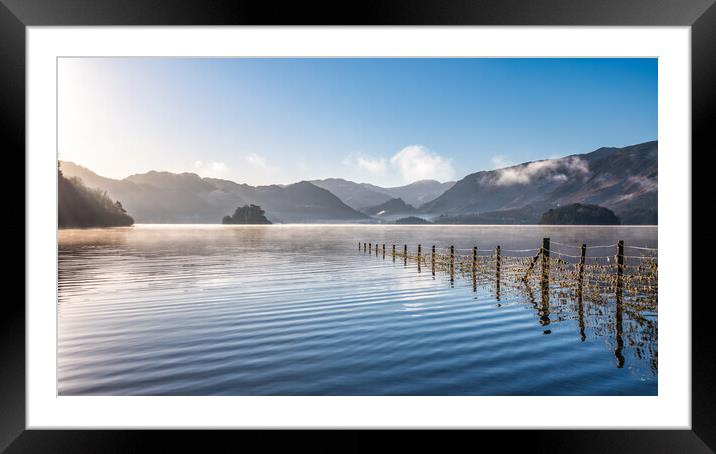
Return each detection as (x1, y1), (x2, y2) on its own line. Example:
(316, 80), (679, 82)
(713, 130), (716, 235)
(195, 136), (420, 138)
(58, 224), (657, 395)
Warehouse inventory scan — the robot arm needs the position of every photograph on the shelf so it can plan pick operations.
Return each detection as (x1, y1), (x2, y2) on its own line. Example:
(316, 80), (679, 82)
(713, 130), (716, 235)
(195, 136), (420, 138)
(56, 57), (659, 396)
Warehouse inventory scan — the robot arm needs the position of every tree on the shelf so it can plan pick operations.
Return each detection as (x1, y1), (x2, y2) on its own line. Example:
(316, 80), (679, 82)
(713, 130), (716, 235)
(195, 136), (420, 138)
(538, 203), (620, 225)
(58, 168), (134, 228)
(222, 204), (272, 224)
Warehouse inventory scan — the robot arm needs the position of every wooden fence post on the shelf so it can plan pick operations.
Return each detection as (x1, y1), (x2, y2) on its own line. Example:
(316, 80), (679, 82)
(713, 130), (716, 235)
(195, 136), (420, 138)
(472, 246), (477, 272)
(616, 240), (624, 295)
(382, 243), (385, 259)
(392, 244), (396, 262)
(541, 237), (550, 291)
(369, 242), (372, 254)
(417, 244), (422, 272)
(432, 245), (436, 276)
(496, 245), (501, 300)
(450, 245), (455, 282)
(577, 243), (586, 296)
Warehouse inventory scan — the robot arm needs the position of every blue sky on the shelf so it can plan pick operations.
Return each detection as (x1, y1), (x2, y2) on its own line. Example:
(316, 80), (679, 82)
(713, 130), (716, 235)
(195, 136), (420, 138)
(58, 58), (657, 187)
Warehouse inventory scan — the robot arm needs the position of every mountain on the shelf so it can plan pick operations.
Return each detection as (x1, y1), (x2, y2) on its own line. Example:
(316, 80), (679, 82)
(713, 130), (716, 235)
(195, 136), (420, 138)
(538, 203), (620, 225)
(58, 169), (134, 228)
(363, 198), (417, 217)
(310, 178), (455, 210)
(421, 141), (657, 224)
(59, 162), (369, 223)
(362, 180), (456, 207)
(433, 205), (543, 225)
(309, 178), (392, 210)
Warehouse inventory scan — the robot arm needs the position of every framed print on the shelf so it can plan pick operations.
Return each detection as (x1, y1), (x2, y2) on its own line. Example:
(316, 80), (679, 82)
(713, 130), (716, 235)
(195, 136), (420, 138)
(5, 0), (712, 451)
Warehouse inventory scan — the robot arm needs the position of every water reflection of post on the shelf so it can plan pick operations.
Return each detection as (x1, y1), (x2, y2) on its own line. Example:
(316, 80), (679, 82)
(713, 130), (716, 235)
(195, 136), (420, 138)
(577, 243), (586, 341)
(540, 238), (551, 333)
(382, 244), (385, 260)
(472, 246), (477, 292)
(417, 244), (422, 273)
(403, 244), (408, 267)
(495, 245), (501, 301)
(614, 240), (625, 368)
(523, 277), (549, 332)
(449, 245), (455, 286)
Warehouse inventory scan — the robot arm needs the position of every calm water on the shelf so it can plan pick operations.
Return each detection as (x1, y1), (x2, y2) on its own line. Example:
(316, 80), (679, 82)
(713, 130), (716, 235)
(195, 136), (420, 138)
(58, 224), (657, 395)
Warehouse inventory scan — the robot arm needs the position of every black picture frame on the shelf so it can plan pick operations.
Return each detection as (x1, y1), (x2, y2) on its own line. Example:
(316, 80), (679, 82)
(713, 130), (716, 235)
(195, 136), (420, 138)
(4, 0), (711, 451)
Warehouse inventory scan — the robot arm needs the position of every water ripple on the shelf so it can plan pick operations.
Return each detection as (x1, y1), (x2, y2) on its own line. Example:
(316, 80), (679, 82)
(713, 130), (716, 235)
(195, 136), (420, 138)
(58, 225), (657, 395)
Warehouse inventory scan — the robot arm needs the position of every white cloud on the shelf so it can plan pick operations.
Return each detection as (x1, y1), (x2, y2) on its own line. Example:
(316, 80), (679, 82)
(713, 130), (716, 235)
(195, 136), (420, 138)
(342, 153), (387, 175)
(244, 152), (275, 171)
(491, 156), (589, 186)
(194, 160), (230, 176)
(343, 145), (454, 184)
(389, 145), (454, 183)
(357, 155), (387, 174)
(490, 155), (514, 170)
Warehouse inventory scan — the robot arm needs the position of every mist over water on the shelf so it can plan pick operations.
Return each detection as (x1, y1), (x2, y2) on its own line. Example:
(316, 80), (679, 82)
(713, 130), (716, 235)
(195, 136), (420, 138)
(58, 224), (657, 395)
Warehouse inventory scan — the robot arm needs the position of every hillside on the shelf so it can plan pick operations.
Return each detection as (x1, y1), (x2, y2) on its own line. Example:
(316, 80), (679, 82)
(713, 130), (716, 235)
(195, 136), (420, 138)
(538, 203), (620, 225)
(60, 162), (369, 224)
(361, 180), (455, 208)
(310, 178), (392, 210)
(363, 198), (417, 217)
(58, 169), (134, 228)
(311, 178), (455, 210)
(421, 141), (657, 224)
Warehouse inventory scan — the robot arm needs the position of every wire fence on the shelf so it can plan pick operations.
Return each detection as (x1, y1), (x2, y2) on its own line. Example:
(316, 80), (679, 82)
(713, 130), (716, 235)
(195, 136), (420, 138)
(358, 239), (658, 373)
(357, 239), (658, 306)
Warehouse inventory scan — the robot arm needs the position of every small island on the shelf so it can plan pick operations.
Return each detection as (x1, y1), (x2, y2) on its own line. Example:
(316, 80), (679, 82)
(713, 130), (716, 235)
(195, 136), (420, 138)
(395, 216), (431, 225)
(59, 169), (134, 228)
(538, 203), (620, 225)
(222, 204), (272, 224)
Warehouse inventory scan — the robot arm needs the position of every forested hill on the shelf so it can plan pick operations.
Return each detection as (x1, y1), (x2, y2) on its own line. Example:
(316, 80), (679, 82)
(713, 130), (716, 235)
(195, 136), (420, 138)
(58, 169), (134, 228)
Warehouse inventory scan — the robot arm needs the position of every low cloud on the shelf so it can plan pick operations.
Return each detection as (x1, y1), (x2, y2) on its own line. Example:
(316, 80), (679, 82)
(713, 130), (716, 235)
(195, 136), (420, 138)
(344, 145), (454, 184)
(490, 155), (514, 170)
(342, 153), (388, 176)
(194, 160), (230, 176)
(357, 155), (388, 175)
(244, 152), (275, 171)
(390, 145), (454, 183)
(626, 175), (657, 192)
(491, 156), (589, 186)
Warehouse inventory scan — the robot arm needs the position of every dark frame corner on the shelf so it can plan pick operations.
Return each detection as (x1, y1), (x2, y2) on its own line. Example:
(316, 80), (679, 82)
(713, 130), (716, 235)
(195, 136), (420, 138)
(5, 0), (712, 452)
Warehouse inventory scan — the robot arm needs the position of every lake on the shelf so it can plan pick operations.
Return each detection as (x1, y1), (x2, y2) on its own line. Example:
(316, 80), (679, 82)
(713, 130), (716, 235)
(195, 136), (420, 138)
(58, 224), (658, 395)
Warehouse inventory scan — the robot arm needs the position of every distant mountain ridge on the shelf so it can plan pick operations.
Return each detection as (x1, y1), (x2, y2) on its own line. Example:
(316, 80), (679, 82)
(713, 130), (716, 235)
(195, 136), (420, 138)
(362, 197), (417, 217)
(60, 140), (657, 225)
(421, 141), (657, 224)
(59, 162), (368, 223)
(310, 178), (455, 210)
